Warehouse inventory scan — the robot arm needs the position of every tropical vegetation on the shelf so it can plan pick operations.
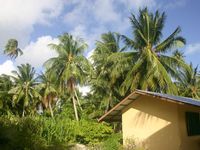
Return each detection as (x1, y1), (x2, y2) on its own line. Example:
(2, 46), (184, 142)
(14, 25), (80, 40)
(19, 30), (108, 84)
(0, 8), (199, 149)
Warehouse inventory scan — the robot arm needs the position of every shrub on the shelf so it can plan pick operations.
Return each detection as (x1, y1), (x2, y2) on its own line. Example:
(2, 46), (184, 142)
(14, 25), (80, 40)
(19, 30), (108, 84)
(41, 118), (114, 145)
(0, 115), (115, 149)
(0, 116), (47, 150)
(101, 133), (122, 150)
(75, 120), (113, 144)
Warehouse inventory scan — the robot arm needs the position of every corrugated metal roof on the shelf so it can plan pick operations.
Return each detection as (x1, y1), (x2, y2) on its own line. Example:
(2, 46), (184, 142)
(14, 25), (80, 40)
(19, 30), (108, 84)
(98, 90), (200, 122)
(137, 90), (200, 107)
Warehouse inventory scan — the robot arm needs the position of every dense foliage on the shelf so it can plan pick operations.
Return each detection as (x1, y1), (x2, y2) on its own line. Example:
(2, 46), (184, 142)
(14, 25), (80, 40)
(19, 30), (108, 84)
(0, 8), (200, 149)
(0, 115), (115, 150)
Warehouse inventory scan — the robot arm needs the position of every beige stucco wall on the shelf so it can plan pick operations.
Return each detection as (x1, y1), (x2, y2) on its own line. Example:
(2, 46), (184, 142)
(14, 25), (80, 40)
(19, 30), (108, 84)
(122, 95), (181, 150)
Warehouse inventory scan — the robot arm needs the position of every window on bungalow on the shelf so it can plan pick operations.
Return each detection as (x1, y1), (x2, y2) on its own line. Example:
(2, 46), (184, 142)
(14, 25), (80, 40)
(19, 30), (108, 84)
(186, 112), (200, 136)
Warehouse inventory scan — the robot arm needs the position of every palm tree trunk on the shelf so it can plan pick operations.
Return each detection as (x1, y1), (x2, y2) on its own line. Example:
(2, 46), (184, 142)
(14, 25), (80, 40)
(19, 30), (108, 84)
(74, 89), (82, 111)
(105, 92), (112, 112)
(72, 96), (79, 121)
(105, 98), (110, 112)
(68, 78), (79, 121)
(48, 99), (54, 118)
(22, 107), (25, 117)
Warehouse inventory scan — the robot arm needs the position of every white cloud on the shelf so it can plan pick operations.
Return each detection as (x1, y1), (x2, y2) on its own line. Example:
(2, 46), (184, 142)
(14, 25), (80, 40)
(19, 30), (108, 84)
(185, 43), (200, 55)
(64, 0), (121, 26)
(70, 25), (105, 49)
(64, 0), (157, 27)
(0, 0), (65, 48)
(16, 36), (58, 68)
(92, 0), (121, 24)
(64, 0), (141, 62)
(120, 0), (157, 11)
(64, 0), (131, 53)
(0, 60), (15, 75)
(64, 1), (90, 27)
(70, 25), (88, 42)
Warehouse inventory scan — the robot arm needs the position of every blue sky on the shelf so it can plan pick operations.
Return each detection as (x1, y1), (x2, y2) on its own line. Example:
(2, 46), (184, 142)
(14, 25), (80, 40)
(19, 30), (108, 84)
(0, 0), (200, 75)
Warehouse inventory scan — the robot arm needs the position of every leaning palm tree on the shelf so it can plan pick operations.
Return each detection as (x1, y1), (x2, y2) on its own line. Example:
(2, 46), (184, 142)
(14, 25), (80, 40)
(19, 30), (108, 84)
(120, 8), (186, 95)
(176, 63), (200, 99)
(45, 33), (91, 121)
(9, 63), (40, 117)
(4, 39), (23, 59)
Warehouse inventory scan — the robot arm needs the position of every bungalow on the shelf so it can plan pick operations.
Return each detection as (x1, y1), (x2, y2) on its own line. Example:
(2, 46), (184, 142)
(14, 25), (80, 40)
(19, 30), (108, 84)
(98, 90), (200, 150)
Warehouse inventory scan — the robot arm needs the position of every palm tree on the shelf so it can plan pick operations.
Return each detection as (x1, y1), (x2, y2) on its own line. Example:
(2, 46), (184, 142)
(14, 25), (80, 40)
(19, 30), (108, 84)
(91, 32), (129, 112)
(9, 63), (40, 117)
(176, 63), (200, 99)
(0, 74), (13, 115)
(120, 8), (186, 95)
(37, 72), (58, 118)
(4, 39), (23, 59)
(45, 33), (91, 121)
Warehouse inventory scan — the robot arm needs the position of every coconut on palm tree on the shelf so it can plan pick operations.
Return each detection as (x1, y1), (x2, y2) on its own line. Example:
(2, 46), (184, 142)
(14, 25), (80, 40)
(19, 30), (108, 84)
(120, 8), (186, 95)
(4, 39), (23, 59)
(45, 33), (92, 121)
